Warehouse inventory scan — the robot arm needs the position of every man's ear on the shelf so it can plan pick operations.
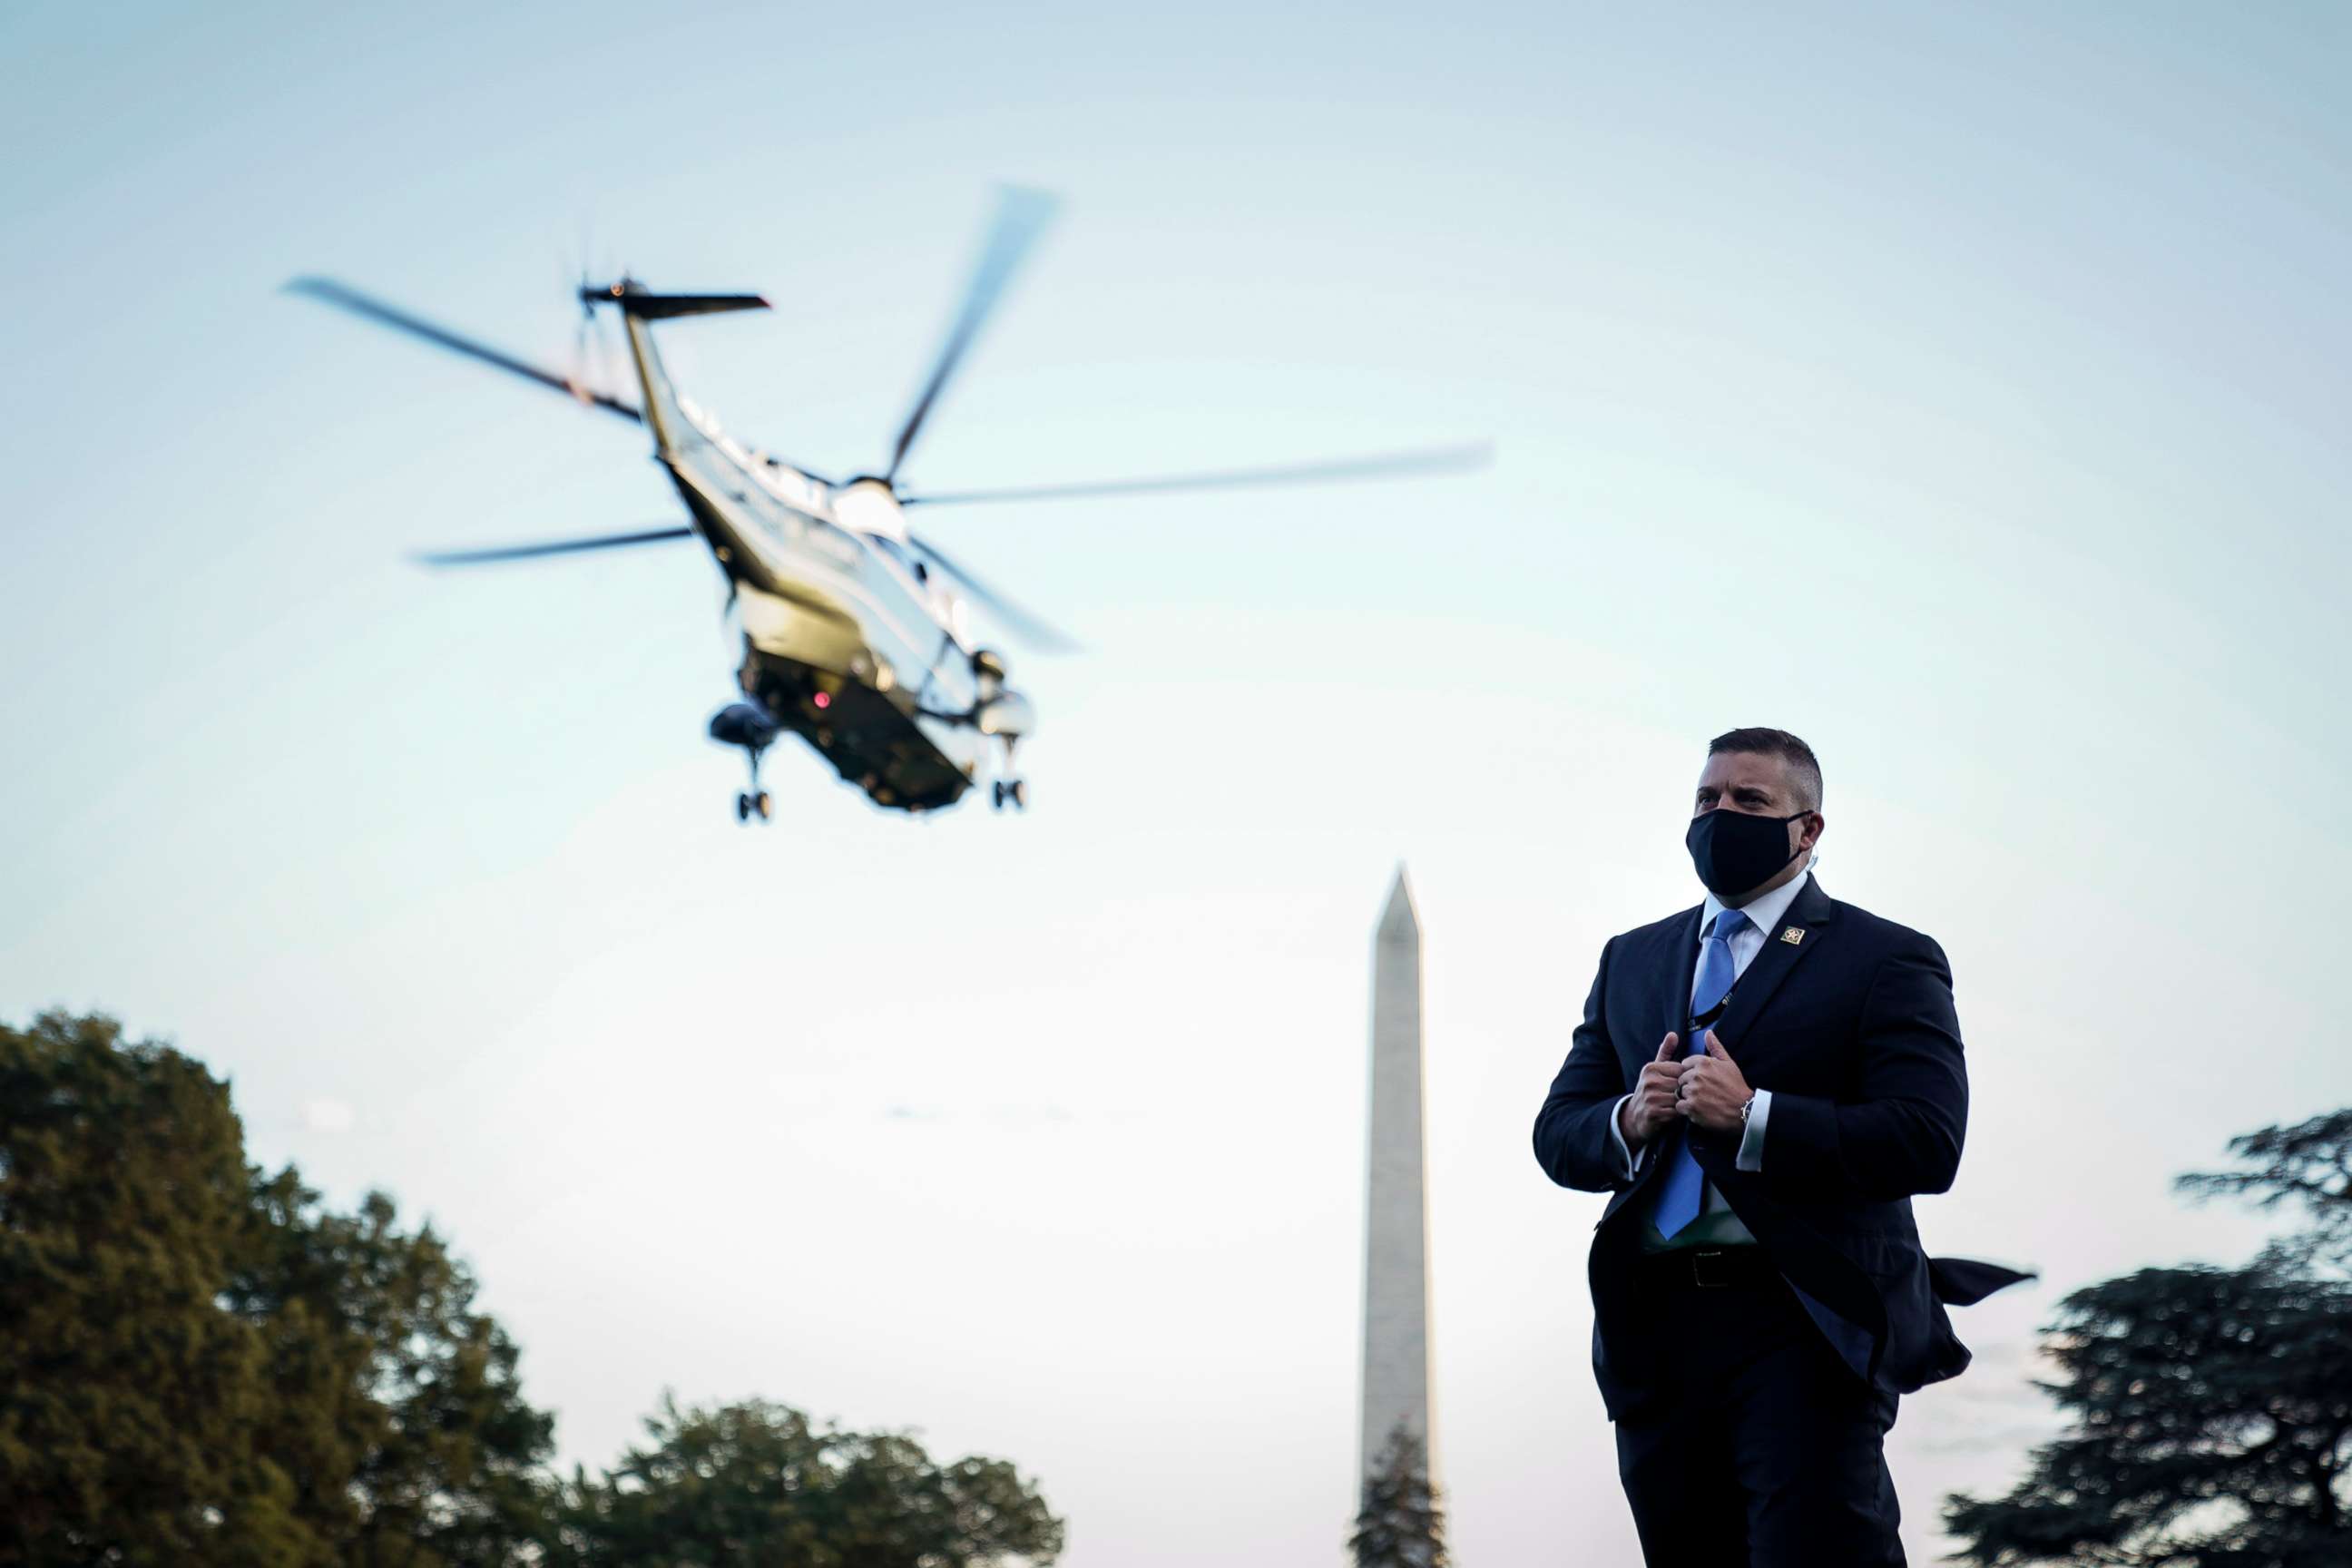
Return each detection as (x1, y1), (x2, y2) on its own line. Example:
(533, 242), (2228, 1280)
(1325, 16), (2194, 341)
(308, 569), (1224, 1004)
(1799, 811), (1825, 850)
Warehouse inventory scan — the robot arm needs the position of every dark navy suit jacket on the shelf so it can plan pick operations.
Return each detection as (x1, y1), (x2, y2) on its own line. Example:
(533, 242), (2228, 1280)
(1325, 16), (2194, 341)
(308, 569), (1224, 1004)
(1532, 877), (2024, 1417)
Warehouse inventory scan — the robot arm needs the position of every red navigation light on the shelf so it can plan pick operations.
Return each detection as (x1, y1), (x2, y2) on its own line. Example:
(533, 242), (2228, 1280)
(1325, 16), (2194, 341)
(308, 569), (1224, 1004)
(813, 691), (831, 710)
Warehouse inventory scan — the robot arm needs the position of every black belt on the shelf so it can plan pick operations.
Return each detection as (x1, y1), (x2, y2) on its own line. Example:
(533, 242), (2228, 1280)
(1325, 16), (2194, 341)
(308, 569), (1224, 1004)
(1637, 1246), (1778, 1290)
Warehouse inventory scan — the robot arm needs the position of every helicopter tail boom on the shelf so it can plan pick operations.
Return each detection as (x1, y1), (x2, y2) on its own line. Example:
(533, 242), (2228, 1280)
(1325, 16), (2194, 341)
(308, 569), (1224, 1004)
(578, 282), (768, 460)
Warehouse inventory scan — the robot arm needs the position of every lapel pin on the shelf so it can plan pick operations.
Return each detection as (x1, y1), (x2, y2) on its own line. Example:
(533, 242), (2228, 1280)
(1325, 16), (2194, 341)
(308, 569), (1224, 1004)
(1779, 926), (1805, 946)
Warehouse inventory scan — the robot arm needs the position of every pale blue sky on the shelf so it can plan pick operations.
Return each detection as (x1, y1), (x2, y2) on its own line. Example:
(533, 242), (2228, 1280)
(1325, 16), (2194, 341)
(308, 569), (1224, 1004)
(4, 3), (2348, 1562)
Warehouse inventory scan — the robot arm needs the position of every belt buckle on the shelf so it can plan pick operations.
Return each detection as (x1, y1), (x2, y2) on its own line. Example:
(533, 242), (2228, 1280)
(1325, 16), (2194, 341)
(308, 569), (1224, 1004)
(1690, 1249), (1733, 1289)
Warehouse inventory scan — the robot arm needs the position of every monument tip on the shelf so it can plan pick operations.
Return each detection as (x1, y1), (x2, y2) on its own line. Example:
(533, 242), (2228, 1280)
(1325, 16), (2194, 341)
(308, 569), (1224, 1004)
(1377, 864), (1419, 942)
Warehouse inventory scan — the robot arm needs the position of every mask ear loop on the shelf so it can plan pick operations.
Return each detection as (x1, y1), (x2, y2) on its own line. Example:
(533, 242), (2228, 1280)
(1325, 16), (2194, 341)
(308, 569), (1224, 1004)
(1765, 810), (1812, 874)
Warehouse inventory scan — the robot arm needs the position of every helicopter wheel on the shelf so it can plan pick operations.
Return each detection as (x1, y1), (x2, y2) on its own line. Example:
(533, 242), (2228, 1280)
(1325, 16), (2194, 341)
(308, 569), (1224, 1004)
(1010, 779), (1028, 811)
(736, 792), (751, 823)
(755, 791), (773, 821)
(990, 780), (1005, 811)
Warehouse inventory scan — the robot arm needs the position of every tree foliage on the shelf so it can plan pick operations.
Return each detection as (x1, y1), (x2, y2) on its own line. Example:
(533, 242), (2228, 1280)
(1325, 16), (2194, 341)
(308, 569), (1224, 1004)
(545, 1395), (1065, 1567)
(228, 1173), (555, 1565)
(1351, 1424), (1446, 1568)
(0, 1012), (554, 1567)
(2178, 1109), (2352, 1273)
(1, 1011), (1067, 1568)
(0, 1012), (310, 1565)
(1944, 1110), (2352, 1568)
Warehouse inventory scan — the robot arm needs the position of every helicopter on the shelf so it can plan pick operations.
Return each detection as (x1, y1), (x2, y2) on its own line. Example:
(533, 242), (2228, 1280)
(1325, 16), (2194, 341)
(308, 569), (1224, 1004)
(289, 189), (1487, 820)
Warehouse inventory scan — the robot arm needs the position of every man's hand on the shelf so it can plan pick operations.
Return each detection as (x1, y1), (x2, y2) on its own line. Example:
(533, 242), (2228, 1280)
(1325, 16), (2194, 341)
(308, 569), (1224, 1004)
(1676, 1031), (1753, 1134)
(1618, 1033), (1685, 1150)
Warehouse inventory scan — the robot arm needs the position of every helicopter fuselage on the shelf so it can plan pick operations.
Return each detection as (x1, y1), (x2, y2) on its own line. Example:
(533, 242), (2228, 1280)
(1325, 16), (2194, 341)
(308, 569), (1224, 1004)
(619, 311), (1000, 813)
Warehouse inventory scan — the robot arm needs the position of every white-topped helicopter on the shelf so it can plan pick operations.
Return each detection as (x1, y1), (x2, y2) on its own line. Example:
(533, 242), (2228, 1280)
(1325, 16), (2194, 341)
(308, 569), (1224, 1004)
(290, 190), (1486, 820)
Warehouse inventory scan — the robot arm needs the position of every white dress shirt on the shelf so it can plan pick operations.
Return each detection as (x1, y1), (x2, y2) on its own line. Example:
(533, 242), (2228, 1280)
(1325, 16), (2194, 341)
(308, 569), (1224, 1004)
(1606, 865), (1814, 1239)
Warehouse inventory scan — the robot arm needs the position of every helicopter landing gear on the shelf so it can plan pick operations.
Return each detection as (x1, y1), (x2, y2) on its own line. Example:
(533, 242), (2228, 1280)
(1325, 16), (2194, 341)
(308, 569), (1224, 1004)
(734, 754), (773, 825)
(709, 701), (782, 827)
(729, 740), (774, 827)
(987, 732), (1027, 813)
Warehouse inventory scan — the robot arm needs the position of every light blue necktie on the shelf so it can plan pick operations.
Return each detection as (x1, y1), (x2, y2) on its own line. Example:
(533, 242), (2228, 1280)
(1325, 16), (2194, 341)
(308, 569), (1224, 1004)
(1652, 907), (1749, 1239)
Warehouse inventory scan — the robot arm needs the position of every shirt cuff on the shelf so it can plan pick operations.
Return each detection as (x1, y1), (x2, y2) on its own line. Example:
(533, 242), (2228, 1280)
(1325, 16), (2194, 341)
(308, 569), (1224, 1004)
(1608, 1093), (1647, 1180)
(1735, 1088), (1772, 1172)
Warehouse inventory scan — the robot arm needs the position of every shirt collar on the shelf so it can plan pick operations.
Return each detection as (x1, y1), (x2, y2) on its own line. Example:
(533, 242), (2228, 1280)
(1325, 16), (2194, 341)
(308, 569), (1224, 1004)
(1701, 860), (1813, 940)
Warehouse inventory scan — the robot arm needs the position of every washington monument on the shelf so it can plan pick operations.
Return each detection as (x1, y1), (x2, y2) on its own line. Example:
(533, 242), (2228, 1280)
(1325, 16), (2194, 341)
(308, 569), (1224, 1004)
(1360, 867), (1437, 1486)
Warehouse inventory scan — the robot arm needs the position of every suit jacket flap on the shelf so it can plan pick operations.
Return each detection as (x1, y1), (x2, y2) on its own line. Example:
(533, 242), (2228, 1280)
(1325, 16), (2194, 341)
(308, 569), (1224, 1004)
(1928, 1256), (2037, 1307)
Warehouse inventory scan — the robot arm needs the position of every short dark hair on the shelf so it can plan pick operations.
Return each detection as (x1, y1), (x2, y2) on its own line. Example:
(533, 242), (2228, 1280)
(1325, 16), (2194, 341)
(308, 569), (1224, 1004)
(1709, 728), (1822, 810)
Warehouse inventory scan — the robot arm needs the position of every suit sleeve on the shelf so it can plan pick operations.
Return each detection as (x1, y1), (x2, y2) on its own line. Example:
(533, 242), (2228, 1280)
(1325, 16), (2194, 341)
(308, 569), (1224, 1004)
(1760, 933), (1968, 1200)
(1532, 938), (1638, 1192)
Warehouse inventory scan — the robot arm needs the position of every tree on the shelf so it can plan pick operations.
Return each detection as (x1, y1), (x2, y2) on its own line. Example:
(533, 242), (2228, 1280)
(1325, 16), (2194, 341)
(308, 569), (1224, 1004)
(1943, 1111), (2352, 1568)
(0, 1011), (314, 1565)
(228, 1175), (556, 1566)
(2178, 1109), (2352, 1273)
(0, 1012), (556, 1567)
(1351, 1424), (1446, 1568)
(3, 1012), (1068, 1568)
(546, 1395), (1065, 1567)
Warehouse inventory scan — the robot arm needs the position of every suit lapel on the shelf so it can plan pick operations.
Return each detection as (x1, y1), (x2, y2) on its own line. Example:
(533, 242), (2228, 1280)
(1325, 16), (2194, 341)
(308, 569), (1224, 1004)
(1711, 876), (1836, 1052)
(1650, 906), (1704, 1049)
(1592, 909), (1704, 1226)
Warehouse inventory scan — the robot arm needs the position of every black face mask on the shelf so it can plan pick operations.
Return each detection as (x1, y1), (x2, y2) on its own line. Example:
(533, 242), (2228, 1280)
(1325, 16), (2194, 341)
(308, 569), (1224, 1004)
(1685, 808), (1807, 897)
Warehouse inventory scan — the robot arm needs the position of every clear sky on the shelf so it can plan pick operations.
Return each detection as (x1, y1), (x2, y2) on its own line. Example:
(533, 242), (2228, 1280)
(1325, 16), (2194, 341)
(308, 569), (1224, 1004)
(4, 2), (2347, 1562)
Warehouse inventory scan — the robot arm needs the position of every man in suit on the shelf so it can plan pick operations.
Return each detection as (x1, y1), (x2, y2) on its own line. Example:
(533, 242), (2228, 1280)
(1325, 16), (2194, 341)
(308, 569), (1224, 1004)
(1533, 728), (2024, 1565)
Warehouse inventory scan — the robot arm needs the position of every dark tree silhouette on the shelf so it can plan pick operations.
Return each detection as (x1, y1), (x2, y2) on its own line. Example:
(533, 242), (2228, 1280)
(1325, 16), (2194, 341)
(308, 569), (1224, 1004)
(2179, 1108), (2352, 1271)
(1352, 1424), (1446, 1568)
(1944, 1110), (2352, 1568)
(544, 1394), (1063, 1567)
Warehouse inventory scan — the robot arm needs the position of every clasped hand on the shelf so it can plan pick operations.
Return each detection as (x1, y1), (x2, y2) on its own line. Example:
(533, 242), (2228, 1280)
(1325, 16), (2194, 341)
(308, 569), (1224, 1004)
(1619, 1030), (1751, 1147)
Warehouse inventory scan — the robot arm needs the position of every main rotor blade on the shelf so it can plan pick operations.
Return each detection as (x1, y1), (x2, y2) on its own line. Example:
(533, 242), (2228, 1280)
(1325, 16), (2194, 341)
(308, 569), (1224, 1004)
(286, 276), (643, 425)
(883, 187), (1059, 485)
(896, 441), (1494, 507)
(907, 532), (1080, 655)
(414, 525), (693, 567)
